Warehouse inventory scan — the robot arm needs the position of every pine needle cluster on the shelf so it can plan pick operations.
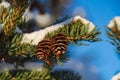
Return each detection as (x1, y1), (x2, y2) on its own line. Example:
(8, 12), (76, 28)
(46, 20), (101, 45)
(0, 0), (101, 80)
(106, 21), (120, 53)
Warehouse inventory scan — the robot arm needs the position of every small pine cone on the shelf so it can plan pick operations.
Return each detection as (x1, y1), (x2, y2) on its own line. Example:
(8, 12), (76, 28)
(36, 39), (51, 61)
(51, 34), (68, 58)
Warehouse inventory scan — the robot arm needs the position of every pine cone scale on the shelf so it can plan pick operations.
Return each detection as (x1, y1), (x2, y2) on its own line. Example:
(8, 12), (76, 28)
(36, 46), (51, 51)
(52, 36), (67, 41)
(35, 39), (51, 62)
(37, 41), (51, 46)
(37, 52), (47, 60)
(52, 43), (68, 47)
(35, 34), (69, 66)
(52, 34), (68, 58)
(52, 45), (67, 51)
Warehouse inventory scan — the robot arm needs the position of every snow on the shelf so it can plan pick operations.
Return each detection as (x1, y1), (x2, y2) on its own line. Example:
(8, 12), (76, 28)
(0, 62), (42, 71)
(22, 15), (95, 45)
(0, 62), (15, 71)
(108, 16), (120, 30)
(24, 62), (42, 71)
(106, 16), (120, 80)
(0, 2), (96, 71)
(111, 73), (120, 80)
(74, 16), (95, 33)
(0, 1), (11, 8)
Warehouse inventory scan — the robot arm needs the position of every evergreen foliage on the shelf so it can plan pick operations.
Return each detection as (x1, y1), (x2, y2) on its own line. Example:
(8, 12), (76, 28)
(106, 20), (120, 53)
(0, 70), (52, 80)
(46, 20), (101, 45)
(0, 69), (81, 80)
(0, 0), (101, 80)
(51, 70), (81, 80)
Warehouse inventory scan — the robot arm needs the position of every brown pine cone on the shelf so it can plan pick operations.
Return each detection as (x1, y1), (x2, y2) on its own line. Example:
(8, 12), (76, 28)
(36, 39), (51, 61)
(51, 34), (68, 58)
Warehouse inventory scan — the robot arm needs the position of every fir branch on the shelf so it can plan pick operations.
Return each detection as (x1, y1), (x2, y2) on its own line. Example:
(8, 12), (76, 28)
(48, 51), (70, 66)
(0, 33), (36, 66)
(0, 70), (53, 80)
(0, 6), (10, 23)
(106, 27), (120, 53)
(0, 69), (81, 80)
(7, 0), (30, 8)
(108, 20), (120, 38)
(45, 20), (101, 45)
(0, 1), (33, 65)
(0, 0), (30, 42)
(51, 70), (81, 80)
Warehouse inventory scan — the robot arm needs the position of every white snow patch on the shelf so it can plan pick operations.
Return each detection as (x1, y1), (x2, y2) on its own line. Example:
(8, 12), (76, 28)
(108, 16), (120, 30)
(74, 16), (95, 33)
(0, 1), (11, 8)
(24, 62), (42, 71)
(22, 16), (95, 45)
(0, 62), (15, 71)
(111, 72), (120, 80)
(0, 62), (42, 71)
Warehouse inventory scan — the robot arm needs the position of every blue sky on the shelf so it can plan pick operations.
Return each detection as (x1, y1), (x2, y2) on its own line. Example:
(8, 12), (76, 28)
(70, 0), (120, 27)
(1, 0), (120, 80)
(65, 0), (120, 80)
(31, 0), (120, 79)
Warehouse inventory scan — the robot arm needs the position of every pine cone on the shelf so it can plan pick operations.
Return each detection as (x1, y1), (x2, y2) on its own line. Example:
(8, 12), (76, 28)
(51, 34), (68, 58)
(36, 39), (55, 66)
(36, 39), (51, 61)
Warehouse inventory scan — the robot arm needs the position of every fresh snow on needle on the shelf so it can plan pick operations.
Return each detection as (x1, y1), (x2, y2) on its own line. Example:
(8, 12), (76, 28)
(0, 1), (11, 8)
(108, 16), (120, 30)
(111, 72), (120, 80)
(22, 16), (95, 45)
